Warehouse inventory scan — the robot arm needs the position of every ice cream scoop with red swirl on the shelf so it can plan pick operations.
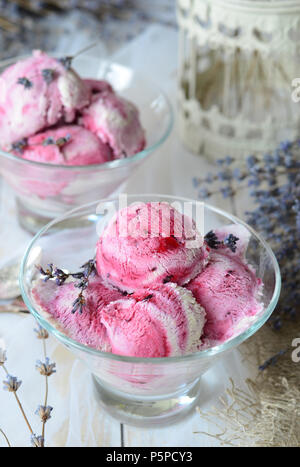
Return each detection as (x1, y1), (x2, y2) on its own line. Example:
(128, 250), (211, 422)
(0, 50), (91, 150)
(96, 202), (210, 293)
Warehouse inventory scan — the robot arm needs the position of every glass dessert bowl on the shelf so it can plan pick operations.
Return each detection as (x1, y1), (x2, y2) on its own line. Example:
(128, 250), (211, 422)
(20, 195), (281, 427)
(0, 56), (173, 234)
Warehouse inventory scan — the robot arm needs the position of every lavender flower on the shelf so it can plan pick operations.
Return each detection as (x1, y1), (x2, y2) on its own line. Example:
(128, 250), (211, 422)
(194, 138), (300, 333)
(259, 349), (287, 371)
(17, 77), (33, 89)
(3, 375), (22, 392)
(55, 134), (71, 147)
(35, 405), (53, 423)
(37, 258), (96, 314)
(11, 138), (28, 153)
(36, 358), (56, 377)
(204, 230), (239, 253)
(42, 137), (55, 146)
(31, 434), (44, 448)
(204, 230), (221, 249)
(38, 264), (55, 282)
(224, 234), (239, 253)
(34, 325), (49, 340)
(41, 69), (55, 84)
(58, 56), (72, 70)
(42, 135), (71, 148)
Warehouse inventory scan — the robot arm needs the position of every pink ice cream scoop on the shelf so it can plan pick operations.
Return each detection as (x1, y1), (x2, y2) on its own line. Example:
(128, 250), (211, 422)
(80, 90), (146, 159)
(32, 274), (123, 351)
(101, 283), (206, 358)
(96, 202), (210, 293)
(187, 225), (263, 344)
(19, 125), (112, 166)
(0, 50), (91, 150)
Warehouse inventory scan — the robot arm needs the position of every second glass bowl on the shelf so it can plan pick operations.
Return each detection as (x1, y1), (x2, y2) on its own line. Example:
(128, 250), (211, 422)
(20, 195), (281, 427)
(0, 59), (173, 234)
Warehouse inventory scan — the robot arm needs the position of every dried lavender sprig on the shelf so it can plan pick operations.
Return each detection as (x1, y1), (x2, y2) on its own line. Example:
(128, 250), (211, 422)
(35, 405), (53, 423)
(42, 134), (71, 147)
(36, 358), (56, 377)
(204, 230), (239, 253)
(194, 139), (300, 331)
(58, 56), (73, 70)
(3, 375), (22, 392)
(34, 325), (54, 447)
(58, 42), (98, 70)
(17, 77), (33, 89)
(37, 258), (96, 314)
(0, 350), (35, 438)
(259, 349), (288, 371)
(31, 434), (44, 448)
(41, 68), (55, 84)
(34, 325), (49, 340)
(11, 138), (28, 154)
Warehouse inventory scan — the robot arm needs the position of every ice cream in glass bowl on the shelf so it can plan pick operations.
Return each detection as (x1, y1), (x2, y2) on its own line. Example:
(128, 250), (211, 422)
(20, 194), (281, 427)
(0, 51), (173, 233)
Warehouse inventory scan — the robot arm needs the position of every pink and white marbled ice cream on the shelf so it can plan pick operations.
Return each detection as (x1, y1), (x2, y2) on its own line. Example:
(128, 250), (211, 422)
(30, 205), (264, 359)
(96, 202), (210, 293)
(80, 90), (146, 159)
(19, 125), (112, 166)
(32, 274), (123, 351)
(101, 283), (206, 358)
(0, 50), (90, 150)
(188, 225), (263, 345)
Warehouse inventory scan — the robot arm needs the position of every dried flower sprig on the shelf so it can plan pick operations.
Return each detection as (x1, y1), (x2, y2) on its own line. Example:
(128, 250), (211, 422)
(41, 68), (55, 84)
(11, 138), (28, 154)
(34, 325), (49, 340)
(193, 139), (300, 368)
(36, 358), (56, 377)
(42, 134), (71, 148)
(37, 259), (96, 314)
(17, 77), (33, 89)
(58, 56), (73, 70)
(0, 323), (56, 447)
(35, 405), (53, 423)
(31, 434), (44, 448)
(57, 42), (99, 71)
(258, 349), (288, 371)
(194, 139), (300, 330)
(3, 375), (22, 392)
(35, 324), (54, 446)
(204, 230), (239, 253)
(0, 349), (35, 441)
